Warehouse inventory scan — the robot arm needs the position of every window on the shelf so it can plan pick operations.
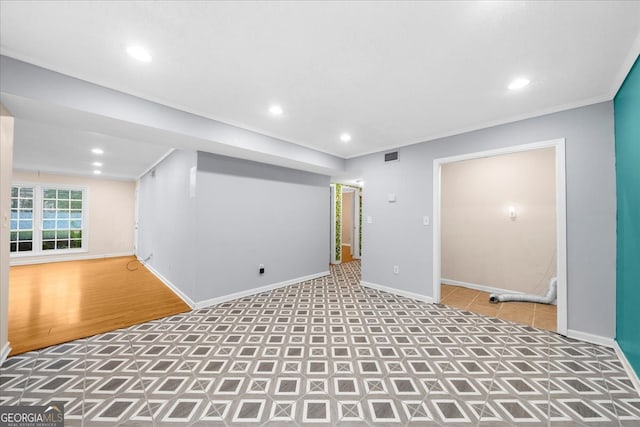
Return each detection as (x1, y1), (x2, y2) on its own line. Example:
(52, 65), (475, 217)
(42, 188), (84, 250)
(10, 186), (34, 253)
(9, 184), (87, 256)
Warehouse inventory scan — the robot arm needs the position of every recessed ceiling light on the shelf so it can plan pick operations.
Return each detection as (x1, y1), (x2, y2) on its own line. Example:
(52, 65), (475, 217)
(340, 133), (352, 143)
(91, 148), (104, 155)
(269, 105), (283, 116)
(93, 170), (102, 175)
(508, 77), (530, 90)
(92, 161), (103, 167)
(126, 45), (152, 62)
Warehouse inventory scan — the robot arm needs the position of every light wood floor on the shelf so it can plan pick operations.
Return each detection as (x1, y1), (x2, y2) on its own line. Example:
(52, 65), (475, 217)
(8, 256), (190, 356)
(341, 245), (355, 263)
(441, 284), (557, 332)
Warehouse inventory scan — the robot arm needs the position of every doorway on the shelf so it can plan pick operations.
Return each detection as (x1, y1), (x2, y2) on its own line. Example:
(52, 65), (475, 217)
(341, 187), (357, 263)
(330, 183), (362, 264)
(432, 139), (567, 335)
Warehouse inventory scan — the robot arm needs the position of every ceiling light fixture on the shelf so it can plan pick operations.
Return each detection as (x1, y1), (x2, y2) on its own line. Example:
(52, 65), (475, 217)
(93, 170), (102, 175)
(508, 77), (530, 90)
(126, 45), (152, 62)
(340, 133), (352, 143)
(92, 161), (103, 167)
(91, 148), (104, 155)
(269, 105), (283, 116)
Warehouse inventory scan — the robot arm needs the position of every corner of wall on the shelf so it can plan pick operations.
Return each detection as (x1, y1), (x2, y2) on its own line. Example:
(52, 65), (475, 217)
(0, 105), (14, 365)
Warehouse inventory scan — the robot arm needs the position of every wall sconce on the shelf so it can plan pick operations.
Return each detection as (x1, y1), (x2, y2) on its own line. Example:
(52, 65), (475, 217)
(508, 206), (517, 220)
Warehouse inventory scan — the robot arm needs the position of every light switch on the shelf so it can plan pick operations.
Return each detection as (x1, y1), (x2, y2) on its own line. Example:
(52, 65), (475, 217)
(388, 193), (396, 203)
(367, 216), (373, 224)
(423, 216), (430, 226)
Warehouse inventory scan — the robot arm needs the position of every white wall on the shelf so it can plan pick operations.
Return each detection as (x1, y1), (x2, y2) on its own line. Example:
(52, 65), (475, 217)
(441, 148), (556, 295)
(1, 103), (15, 362)
(346, 101), (616, 340)
(10, 170), (136, 264)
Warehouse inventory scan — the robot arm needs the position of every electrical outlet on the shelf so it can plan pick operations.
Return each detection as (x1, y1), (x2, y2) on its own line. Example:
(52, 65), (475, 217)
(393, 265), (399, 274)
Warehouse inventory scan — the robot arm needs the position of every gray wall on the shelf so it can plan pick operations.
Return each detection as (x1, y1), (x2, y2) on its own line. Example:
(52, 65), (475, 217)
(137, 150), (197, 298)
(347, 101), (616, 339)
(193, 152), (329, 302)
(137, 150), (330, 304)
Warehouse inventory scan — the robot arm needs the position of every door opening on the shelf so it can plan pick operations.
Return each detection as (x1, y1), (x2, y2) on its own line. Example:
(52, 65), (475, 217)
(330, 184), (362, 264)
(433, 139), (567, 335)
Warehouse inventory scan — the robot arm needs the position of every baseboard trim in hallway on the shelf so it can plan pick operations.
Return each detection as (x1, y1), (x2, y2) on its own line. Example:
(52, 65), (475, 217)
(614, 341), (640, 396)
(361, 280), (434, 304)
(142, 259), (331, 310)
(141, 260), (196, 308)
(193, 270), (331, 309)
(0, 343), (10, 367)
(567, 328), (615, 348)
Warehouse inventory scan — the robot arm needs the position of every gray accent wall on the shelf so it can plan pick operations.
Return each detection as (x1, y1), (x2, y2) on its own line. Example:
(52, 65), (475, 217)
(193, 152), (329, 302)
(137, 150), (330, 305)
(347, 101), (616, 339)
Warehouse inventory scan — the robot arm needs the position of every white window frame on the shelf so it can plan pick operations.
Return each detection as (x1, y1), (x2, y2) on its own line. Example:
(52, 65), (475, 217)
(10, 182), (89, 258)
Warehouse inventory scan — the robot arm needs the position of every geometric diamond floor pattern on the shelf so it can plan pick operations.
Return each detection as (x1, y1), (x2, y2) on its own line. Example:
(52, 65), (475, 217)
(1, 261), (639, 426)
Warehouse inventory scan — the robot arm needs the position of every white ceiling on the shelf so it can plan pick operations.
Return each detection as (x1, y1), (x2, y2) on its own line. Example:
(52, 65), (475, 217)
(1, 1), (639, 177)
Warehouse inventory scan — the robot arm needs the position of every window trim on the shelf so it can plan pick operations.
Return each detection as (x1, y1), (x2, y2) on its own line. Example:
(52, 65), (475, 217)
(10, 182), (90, 258)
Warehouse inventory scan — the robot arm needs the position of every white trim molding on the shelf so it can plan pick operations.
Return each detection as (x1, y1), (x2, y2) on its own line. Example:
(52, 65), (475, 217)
(442, 278), (523, 297)
(361, 281), (434, 304)
(566, 329), (615, 348)
(614, 340), (640, 397)
(138, 148), (176, 180)
(142, 262), (331, 312)
(1, 342), (11, 366)
(141, 260), (196, 309)
(194, 271), (330, 310)
(433, 138), (568, 336)
(11, 251), (135, 266)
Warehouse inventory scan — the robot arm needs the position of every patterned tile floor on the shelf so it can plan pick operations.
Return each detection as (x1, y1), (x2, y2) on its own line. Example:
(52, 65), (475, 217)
(1, 261), (639, 426)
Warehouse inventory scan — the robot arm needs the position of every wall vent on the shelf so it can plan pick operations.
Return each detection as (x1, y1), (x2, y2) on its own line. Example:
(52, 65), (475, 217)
(384, 151), (399, 162)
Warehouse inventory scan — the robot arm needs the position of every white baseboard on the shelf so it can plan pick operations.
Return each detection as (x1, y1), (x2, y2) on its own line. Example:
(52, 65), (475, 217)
(0, 342), (11, 366)
(361, 281), (434, 304)
(614, 340), (640, 397)
(441, 278), (525, 297)
(140, 260), (196, 309)
(142, 261), (331, 312)
(10, 251), (134, 266)
(194, 271), (330, 309)
(567, 329), (615, 348)
(331, 260), (342, 265)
